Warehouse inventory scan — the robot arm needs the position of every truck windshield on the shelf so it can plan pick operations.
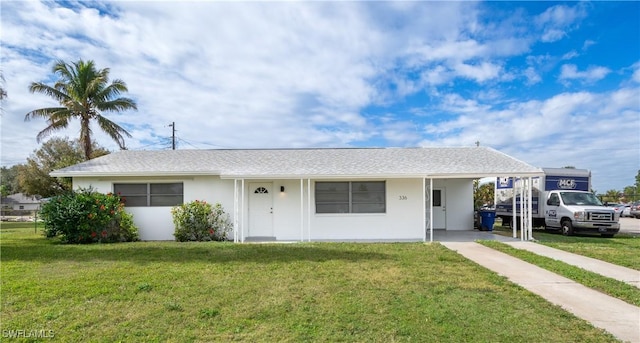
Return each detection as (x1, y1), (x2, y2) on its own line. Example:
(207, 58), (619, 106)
(560, 192), (603, 206)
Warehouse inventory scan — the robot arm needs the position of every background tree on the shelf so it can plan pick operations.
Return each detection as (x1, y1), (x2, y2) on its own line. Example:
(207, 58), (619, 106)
(0, 165), (21, 196)
(17, 137), (108, 197)
(601, 189), (622, 204)
(25, 59), (137, 160)
(473, 180), (495, 209)
(622, 186), (638, 203)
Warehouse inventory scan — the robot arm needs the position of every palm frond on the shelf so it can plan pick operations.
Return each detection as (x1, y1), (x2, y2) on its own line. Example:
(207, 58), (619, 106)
(25, 107), (70, 121)
(97, 98), (138, 112)
(96, 115), (131, 149)
(29, 82), (71, 103)
(35, 117), (70, 142)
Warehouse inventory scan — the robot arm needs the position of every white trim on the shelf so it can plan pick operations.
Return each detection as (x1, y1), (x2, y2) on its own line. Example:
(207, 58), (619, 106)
(218, 172), (544, 180)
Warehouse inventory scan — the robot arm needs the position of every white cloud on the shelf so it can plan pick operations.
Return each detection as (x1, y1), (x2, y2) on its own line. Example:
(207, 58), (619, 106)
(632, 63), (640, 83)
(453, 61), (503, 83)
(535, 4), (588, 43)
(523, 66), (542, 85)
(559, 64), (611, 84)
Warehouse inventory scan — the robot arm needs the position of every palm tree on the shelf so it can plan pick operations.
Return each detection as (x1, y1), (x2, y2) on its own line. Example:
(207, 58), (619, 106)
(25, 59), (137, 159)
(0, 70), (6, 100)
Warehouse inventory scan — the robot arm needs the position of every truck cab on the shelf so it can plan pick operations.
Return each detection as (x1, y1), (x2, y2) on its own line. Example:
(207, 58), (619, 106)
(544, 190), (620, 237)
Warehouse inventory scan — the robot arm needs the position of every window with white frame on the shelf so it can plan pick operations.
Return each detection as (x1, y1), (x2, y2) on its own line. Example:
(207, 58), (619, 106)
(114, 183), (183, 207)
(315, 181), (386, 214)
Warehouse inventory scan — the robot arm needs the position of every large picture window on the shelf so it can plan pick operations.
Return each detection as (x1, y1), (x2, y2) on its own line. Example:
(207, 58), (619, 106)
(114, 183), (183, 207)
(315, 181), (385, 214)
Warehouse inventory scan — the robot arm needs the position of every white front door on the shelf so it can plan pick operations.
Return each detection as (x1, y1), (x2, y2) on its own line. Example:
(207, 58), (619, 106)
(249, 183), (274, 237)
(426, 187), (446, 229)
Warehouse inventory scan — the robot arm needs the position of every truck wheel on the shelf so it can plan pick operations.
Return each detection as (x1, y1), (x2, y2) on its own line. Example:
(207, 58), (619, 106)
(561, 220), (574, 236)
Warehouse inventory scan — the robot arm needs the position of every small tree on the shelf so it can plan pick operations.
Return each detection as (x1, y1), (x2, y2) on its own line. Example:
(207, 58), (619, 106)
(172, 200), (232, 242)
(40, 187), (138, 244)
(473, 180), (495, 209)
(17, 137), (109, 197)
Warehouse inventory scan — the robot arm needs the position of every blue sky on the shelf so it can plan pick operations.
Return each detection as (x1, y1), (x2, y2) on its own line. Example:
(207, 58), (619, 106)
(1, 1), (639, 192)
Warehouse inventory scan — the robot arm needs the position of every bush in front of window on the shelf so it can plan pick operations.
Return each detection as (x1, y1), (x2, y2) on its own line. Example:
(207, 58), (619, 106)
(172, 200), (232, 242)
(40, 188), (139, 244)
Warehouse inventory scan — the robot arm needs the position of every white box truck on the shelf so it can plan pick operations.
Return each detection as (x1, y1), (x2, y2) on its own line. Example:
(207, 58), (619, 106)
(495, 168), (620, 237)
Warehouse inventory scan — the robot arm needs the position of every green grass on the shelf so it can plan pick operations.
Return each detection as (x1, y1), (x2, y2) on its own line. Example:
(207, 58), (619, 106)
(1, 226), (618, 342)
(480, 240), (640, 307)
(493, 226), (640, 270)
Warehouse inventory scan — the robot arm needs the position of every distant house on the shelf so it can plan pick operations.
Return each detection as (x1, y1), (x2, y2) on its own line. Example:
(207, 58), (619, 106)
(1, 193), (42, 211)
(50, 147), (542, 242)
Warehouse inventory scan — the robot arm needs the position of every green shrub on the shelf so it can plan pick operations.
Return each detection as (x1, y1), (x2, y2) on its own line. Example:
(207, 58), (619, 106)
(172, 200), (232, 242)
(40, 188), (138, 243)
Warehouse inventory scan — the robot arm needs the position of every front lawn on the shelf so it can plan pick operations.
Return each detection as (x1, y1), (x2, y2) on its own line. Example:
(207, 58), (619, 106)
(1, 226), (617, 342)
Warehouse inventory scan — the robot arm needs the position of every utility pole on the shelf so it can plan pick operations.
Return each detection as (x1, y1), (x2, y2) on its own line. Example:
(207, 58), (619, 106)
(169, 122), (176, 150)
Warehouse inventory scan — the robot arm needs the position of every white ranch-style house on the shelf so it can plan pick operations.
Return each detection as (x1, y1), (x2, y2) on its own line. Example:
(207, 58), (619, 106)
(50, 147), (542, 242)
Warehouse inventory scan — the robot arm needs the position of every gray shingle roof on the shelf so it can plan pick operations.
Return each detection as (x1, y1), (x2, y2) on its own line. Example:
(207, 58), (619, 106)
(50, 147), (542, 179)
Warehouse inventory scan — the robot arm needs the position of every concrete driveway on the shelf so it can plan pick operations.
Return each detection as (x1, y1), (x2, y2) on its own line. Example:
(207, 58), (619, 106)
(442, 241), (640, 343)
(619, 217), (640, 235)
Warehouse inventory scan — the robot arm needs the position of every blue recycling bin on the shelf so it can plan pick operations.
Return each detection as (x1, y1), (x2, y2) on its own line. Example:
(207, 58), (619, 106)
(479, 210), (496, 231)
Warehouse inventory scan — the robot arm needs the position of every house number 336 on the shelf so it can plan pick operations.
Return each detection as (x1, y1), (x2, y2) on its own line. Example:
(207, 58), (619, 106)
(398, 195), (408, 200)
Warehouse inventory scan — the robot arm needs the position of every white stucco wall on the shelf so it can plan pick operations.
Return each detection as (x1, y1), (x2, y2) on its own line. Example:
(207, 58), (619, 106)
(306, 178), (424, 240)
(432, 179), (474, 231)
(73, 176), (236, 241)
(73, 176), (475, 241)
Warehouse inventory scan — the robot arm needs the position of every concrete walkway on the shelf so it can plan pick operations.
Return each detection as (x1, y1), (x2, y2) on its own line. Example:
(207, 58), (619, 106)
(504, 241), (640, 289)
(441, 242), (640, 343)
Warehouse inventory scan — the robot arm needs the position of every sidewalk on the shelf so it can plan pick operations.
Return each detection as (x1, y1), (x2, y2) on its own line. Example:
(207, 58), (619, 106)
(441, 242), (640, 343)
(504, 241), (640, 288)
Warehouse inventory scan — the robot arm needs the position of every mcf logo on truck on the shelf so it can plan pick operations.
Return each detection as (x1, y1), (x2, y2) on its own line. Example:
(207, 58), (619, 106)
(557, 178), (577, 189)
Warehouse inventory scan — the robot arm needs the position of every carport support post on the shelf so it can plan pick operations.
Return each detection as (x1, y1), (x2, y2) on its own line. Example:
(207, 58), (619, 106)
(528, 176), (533, 240)
(307, 178), (311, 242)
(429, 178), (434, 243)
(422, 178), (426, 242)
(512, 177), (517, 238)
(520, 178), (525, 241)
(241, 179), (245, 243)
(233, 179), (238, 243)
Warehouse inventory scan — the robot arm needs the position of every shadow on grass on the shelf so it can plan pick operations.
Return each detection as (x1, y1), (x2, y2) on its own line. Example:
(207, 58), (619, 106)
(1, 237), (394, 264)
